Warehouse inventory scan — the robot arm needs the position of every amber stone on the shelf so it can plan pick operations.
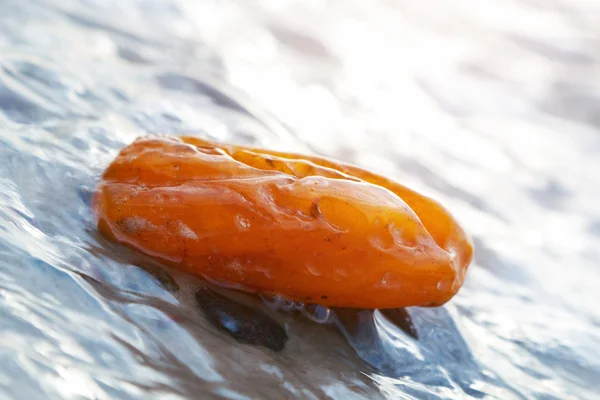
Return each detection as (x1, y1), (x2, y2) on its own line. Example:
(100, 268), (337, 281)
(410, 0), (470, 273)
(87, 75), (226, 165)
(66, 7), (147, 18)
(94, 135), (473, 309)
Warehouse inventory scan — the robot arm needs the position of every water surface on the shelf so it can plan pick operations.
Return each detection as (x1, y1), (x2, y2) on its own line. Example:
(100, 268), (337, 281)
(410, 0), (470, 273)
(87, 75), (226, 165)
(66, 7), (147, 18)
(1, 0), (599, 399)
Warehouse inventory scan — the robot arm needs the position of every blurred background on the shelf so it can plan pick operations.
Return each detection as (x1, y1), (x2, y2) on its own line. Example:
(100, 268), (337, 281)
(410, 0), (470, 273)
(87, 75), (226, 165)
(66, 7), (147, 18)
(0, 0), (599, 399)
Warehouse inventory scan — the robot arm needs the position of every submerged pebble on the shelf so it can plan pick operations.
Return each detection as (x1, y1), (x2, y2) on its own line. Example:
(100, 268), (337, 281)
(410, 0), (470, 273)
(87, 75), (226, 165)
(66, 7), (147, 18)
(196, 287), (288, 352)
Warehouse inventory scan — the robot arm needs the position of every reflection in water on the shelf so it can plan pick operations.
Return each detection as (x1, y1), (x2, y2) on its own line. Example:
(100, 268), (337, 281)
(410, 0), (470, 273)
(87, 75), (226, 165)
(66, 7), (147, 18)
(0, 0), (599, 399)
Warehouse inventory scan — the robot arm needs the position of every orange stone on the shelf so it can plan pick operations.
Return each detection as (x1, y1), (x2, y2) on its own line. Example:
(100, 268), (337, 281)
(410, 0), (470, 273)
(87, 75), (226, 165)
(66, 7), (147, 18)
(94, 135), (473, 308)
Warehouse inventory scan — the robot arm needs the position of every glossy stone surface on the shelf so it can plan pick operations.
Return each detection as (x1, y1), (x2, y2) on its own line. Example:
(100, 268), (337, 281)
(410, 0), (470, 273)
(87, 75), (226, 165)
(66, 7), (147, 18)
(94, 135), (473, 308)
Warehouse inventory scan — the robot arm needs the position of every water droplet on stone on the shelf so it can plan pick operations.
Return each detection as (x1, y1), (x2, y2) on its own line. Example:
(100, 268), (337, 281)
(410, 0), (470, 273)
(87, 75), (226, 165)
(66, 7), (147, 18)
(306, 263), (322, 276)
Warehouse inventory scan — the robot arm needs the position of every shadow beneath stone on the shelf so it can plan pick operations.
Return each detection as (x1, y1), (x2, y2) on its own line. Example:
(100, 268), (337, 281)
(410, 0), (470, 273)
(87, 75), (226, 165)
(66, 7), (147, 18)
(379, 308), (419, 340)
(196, 287), (288, 352)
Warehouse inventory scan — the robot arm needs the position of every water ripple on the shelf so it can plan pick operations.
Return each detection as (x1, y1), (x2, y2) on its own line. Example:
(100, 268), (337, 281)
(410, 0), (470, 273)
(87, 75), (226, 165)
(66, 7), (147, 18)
(0, 0), (599, 399)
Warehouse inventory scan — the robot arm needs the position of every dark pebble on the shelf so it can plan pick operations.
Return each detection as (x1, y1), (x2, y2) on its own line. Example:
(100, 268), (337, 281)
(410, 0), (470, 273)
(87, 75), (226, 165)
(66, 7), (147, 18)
(196, 288), (288, 351)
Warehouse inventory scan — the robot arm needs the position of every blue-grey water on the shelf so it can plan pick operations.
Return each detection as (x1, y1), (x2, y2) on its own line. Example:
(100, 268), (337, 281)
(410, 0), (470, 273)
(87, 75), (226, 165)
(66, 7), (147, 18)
(1, 0), (599, 399)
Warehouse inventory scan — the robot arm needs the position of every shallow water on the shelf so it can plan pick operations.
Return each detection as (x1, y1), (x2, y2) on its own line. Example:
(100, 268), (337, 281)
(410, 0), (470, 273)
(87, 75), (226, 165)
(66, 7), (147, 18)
(1, 0), (600, 399)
